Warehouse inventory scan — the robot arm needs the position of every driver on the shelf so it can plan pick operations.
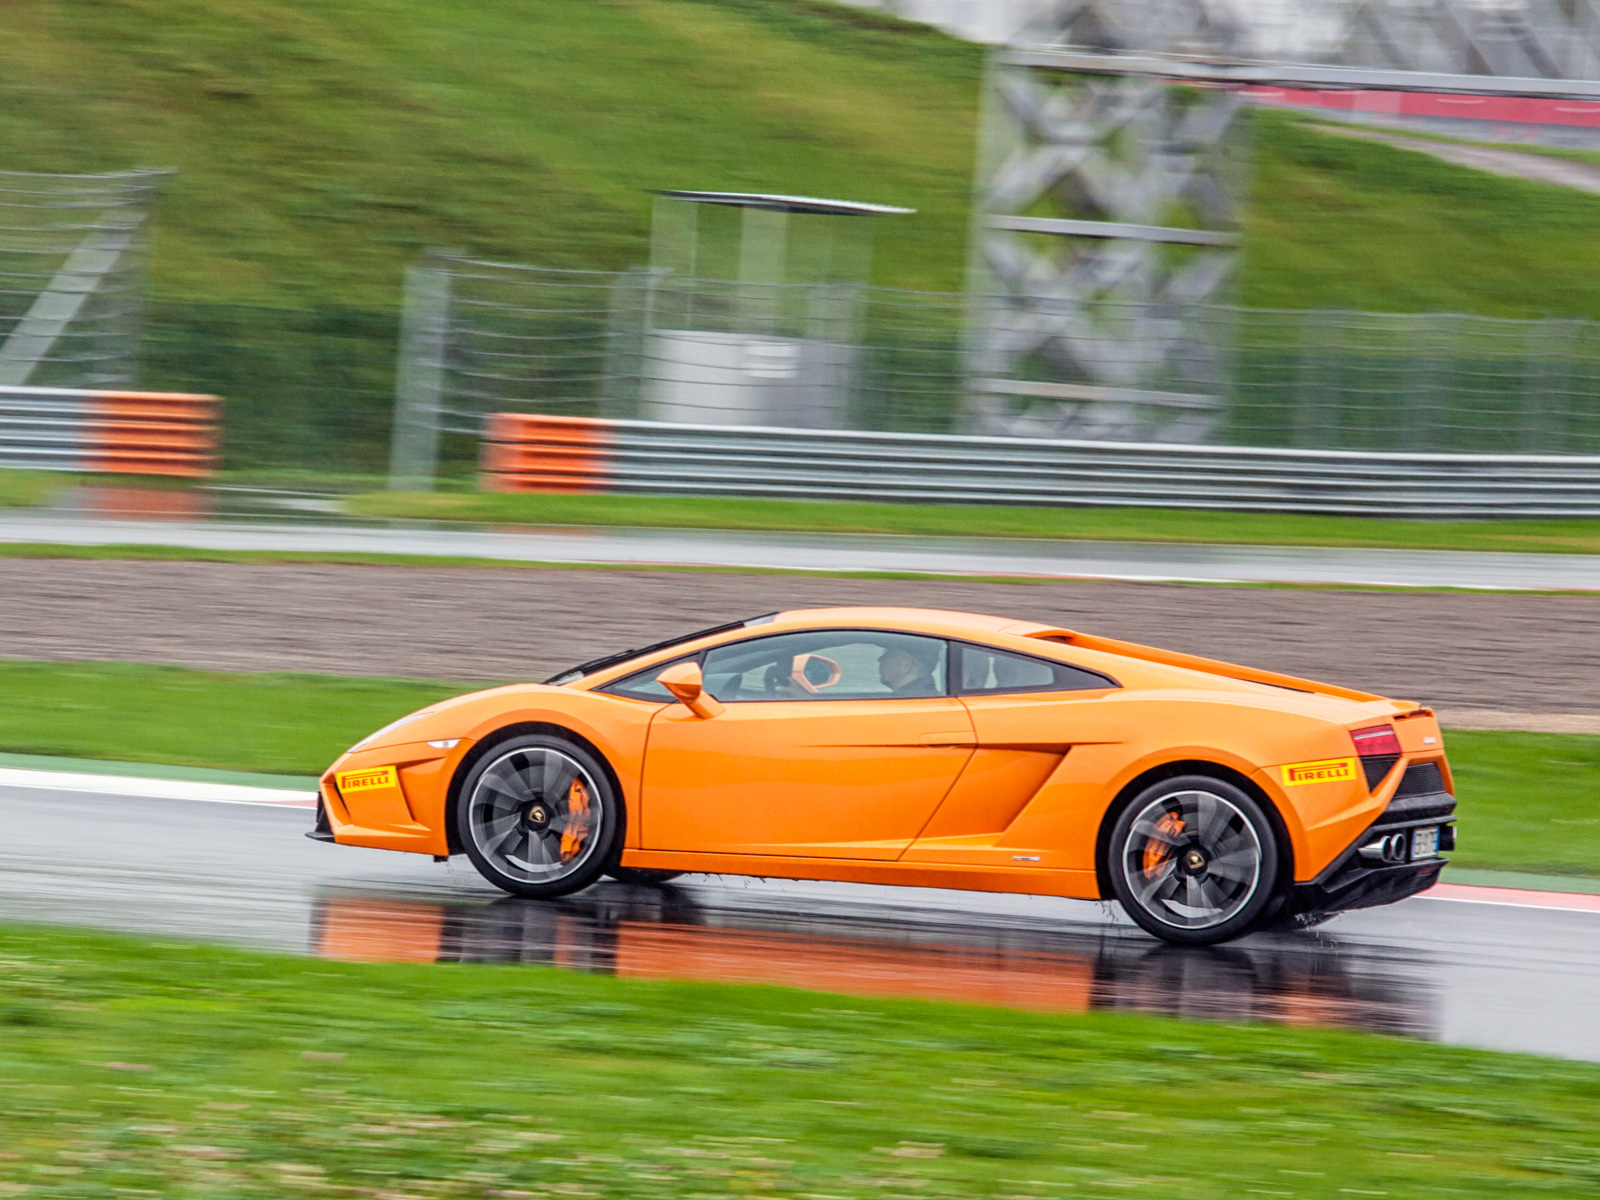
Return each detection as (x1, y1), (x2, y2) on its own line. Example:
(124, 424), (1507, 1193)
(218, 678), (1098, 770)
(878, 641), (941, 698)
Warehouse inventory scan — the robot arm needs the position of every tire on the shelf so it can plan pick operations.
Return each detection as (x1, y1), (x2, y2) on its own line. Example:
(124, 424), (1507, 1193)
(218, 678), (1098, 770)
(456, 733), (623, 900)
(605, 867), (685, 886)
(1106, 774), (1281, 946)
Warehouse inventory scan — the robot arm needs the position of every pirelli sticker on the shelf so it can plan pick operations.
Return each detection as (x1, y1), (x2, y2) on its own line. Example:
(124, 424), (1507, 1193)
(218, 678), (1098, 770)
(336, 765), (399, 793)
(1281, 757), (1358, 787)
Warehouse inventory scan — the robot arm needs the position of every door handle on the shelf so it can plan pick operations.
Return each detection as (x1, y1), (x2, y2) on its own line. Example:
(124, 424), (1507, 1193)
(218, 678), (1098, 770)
(919, 732), (977, 747)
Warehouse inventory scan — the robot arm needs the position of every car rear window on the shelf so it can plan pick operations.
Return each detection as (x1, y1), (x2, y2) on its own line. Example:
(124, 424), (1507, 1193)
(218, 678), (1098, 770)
(955, 643), (1117, 695)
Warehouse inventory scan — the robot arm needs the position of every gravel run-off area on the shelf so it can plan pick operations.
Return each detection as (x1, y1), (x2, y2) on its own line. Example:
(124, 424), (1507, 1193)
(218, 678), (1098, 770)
(1, 559), (1596, 720)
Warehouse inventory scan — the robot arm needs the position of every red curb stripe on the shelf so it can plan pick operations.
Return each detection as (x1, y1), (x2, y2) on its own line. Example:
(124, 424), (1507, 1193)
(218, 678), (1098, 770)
(1425, 882), (1600, 912)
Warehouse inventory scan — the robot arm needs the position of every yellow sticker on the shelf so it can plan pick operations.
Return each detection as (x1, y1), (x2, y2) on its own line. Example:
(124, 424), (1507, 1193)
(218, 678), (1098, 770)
(1280, 757), (1358, 786)
(337, 765), (399, 793)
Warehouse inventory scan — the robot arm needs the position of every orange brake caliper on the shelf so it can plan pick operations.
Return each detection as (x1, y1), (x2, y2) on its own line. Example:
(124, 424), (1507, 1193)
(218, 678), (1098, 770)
(1142, 811), (1185, 875)
(561, 778), (591, 860)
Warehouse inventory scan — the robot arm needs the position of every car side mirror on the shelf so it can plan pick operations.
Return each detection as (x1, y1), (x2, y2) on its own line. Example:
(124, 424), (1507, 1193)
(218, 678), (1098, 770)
(656, 661), (724, 719)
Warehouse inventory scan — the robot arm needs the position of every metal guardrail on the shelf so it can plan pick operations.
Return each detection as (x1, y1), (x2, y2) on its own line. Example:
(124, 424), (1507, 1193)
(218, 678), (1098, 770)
(394, 262), (1600, 488)
(482, 415), (1600, 518)
(0, 385), (222, 477)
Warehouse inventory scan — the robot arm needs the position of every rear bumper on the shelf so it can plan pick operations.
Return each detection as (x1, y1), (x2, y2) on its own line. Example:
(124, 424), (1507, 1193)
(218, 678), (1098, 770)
(1291, 854), (1445, 916)
(1290, 778), (1457, 919)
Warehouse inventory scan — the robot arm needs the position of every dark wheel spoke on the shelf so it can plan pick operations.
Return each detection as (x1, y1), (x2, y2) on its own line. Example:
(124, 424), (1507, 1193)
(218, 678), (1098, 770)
(487, 821), (524, 859)
(541, 754), (579, 801)
(1133, 859), (1177, 907)
(1130, 818), (1183, 848)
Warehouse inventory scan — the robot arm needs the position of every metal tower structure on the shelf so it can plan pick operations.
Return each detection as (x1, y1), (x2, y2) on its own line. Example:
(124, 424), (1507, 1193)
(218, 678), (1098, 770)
(967, 0), (1600, 439)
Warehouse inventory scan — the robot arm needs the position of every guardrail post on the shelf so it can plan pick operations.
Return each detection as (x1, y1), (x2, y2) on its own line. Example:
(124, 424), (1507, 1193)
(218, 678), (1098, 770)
(388, 252), (453, 492)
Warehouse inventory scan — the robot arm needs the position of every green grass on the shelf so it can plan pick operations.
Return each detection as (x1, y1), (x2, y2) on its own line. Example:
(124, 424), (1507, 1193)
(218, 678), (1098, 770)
(1243, 112), (1600, 319)
(10, 6), (1600, 319)
(345, 490), (1600, 553)
(1, 660), (1595, 876)
(2, 922), (1599, 1200)
(0, 0), (982, 306)
(1445, 730), (1600, 877)
(0, 660), (475, 774)
(0, 471), (69, 509)
(1301, 116), (1600, 175)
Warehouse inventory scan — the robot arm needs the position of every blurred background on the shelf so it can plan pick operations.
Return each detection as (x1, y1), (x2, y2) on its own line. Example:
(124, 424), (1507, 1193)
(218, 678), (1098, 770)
(6, 0), (1600, 500)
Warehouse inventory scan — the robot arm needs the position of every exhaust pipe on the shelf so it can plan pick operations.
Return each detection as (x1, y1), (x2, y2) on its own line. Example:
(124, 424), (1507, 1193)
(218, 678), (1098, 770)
(1358, 832), (1409, 865)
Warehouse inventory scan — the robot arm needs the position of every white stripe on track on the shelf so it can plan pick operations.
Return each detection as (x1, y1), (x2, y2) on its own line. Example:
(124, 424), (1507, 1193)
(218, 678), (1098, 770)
(0, 767), (316, 808)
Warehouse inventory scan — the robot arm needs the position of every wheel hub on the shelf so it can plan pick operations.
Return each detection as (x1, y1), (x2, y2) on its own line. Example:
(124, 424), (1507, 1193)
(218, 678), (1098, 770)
(1121, 788), (1265, 933)
(524, 802), (551, 830)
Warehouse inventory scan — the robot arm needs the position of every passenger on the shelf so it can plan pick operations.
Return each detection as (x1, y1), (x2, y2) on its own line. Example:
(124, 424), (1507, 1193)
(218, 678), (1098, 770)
(878, 642), (941, 698)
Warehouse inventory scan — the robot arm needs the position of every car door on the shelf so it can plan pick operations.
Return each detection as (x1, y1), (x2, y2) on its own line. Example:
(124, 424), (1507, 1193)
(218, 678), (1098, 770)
(902, 641), (1120, 864)
(630, 629), (975, 860)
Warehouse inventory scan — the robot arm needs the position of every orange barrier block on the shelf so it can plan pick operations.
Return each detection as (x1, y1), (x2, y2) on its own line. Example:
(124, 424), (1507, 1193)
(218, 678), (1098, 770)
(85, 391), (222, 478)
(480, 414), (614, 494)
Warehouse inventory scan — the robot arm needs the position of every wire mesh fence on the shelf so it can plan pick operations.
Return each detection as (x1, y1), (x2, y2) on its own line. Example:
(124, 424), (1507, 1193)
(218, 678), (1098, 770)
(0, 169), (165, 389)
(430, 259), (968, 437)
(1228, 309), (1600, 455)
(141, 302), (399, 478)
(398, 257), (1600, 480)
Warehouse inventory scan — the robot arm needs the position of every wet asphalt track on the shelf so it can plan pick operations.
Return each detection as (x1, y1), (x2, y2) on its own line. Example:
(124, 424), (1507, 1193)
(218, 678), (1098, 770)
(4, 782), (1598, 1064)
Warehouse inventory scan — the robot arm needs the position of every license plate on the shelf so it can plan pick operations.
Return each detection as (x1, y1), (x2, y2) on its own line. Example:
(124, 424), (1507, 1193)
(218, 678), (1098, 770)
(1412, 827), (1440, 859)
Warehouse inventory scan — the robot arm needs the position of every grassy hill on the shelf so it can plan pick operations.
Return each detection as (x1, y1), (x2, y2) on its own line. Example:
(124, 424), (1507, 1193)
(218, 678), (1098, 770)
(1244, 113), (1600, 319)
(7, 1), (1600, 317)
(0, 0), (984, 307)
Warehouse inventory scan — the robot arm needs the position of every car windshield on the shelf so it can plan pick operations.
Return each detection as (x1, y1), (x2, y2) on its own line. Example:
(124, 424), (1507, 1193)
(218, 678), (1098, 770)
(541, 614), (777, 685)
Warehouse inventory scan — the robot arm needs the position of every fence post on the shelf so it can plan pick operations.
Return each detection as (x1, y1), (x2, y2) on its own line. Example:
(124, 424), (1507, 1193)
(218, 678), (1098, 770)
(388, 251), (453, 491)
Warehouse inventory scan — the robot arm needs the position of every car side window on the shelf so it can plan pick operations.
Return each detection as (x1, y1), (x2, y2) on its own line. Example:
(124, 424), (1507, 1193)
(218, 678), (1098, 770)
(702, 630), (948, 702)
(956, 643), (1116, 695)
(599, 655), (697, 702)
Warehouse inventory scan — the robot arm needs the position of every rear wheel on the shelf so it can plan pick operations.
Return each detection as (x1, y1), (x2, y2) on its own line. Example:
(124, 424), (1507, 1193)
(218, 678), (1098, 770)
(1107, 775), (1280, 946)
(457, 734), (621, 899)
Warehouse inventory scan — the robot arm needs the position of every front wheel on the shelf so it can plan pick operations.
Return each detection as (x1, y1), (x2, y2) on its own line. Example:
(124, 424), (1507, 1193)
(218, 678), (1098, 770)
(1107, 775), (1280, 946)
(456, 734), (622, 899)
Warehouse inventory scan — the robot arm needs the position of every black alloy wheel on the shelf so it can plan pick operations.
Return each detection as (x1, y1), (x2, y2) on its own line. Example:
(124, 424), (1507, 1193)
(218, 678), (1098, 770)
(456, 734), (623, 899)
(1107, 774), (1281, 946)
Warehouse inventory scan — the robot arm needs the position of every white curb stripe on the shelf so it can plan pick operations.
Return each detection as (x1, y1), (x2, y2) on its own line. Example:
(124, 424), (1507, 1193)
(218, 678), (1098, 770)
(0, 767), (317, 808)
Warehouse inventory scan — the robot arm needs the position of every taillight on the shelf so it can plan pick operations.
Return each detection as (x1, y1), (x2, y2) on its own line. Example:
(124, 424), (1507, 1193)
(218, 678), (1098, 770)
(1351, 725), (1402, 757)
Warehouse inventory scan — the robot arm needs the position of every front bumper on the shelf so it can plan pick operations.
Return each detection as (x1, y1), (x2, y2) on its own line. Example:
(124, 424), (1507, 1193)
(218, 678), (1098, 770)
(1290, 764), (1457, 920)
(312, 739), (471, 855)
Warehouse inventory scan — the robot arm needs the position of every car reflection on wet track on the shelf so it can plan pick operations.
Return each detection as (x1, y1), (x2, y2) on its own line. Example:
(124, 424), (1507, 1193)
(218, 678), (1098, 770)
(309, 883), (1435, 1040)
(8, 786), (1598, 1062)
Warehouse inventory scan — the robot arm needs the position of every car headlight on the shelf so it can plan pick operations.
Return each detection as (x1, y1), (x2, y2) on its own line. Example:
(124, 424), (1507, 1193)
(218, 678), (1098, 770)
(350, 709), (436, 752)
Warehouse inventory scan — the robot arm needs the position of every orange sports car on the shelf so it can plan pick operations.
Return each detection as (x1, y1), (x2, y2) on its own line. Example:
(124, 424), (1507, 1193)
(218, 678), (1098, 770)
(312, 607), (1457, 945)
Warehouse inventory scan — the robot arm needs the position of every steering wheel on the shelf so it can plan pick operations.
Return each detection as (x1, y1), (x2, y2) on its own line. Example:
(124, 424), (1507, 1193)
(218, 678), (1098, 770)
(789, 653), (842, 693)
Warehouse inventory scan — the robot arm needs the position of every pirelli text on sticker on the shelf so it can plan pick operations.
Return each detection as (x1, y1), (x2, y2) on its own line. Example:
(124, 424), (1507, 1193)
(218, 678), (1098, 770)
(1280, 757), (1358, 787)
(336, 766), (399, 793)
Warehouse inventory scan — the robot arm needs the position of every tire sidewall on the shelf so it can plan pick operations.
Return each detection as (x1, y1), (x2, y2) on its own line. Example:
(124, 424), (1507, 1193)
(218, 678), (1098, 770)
(456, 733), (623, 899)
(1107, 774), (1281, 946)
